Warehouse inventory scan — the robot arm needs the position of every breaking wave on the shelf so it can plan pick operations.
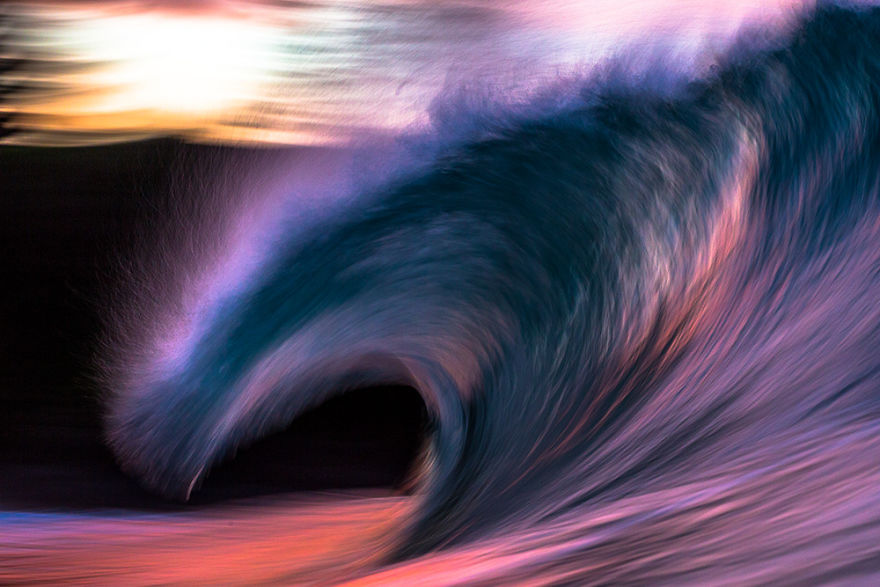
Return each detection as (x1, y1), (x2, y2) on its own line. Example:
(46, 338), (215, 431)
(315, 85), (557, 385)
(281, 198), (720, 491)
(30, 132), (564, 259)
(102, 6), (880, 583)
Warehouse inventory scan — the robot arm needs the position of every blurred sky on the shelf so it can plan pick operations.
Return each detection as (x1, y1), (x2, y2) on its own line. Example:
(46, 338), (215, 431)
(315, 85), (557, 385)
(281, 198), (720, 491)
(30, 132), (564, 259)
(1, 0), (809, 146)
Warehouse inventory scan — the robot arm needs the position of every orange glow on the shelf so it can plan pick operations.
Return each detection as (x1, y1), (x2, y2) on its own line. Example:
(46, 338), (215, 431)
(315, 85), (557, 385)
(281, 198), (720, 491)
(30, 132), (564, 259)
(1, 1), (812, 146)
(0, 493), (414, 585)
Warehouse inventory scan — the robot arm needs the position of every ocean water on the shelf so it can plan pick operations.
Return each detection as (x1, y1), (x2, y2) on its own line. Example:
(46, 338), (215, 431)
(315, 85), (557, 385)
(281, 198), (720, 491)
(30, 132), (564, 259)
(4, 4), (880, 585)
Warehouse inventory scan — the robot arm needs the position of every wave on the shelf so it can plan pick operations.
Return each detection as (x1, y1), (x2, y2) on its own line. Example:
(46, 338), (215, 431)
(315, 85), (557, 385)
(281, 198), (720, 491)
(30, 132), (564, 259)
(101, 5), (880, 583)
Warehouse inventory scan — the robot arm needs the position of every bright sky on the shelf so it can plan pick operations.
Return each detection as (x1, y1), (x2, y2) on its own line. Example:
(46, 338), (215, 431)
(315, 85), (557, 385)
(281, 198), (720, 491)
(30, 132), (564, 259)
(75, 15), (279, 115)
(1, 0), (811, 146)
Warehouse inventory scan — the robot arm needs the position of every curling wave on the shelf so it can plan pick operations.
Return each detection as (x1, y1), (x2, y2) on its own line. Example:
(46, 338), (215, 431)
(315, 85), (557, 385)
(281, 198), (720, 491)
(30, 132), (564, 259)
(103, 6), (880, 583)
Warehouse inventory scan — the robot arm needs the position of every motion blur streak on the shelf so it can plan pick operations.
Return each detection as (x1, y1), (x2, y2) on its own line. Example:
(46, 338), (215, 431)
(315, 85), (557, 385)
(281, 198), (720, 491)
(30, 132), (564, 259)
(5, 3), (880, 586)
(1, 495), (412, 584)
(3, 0), (802, 146)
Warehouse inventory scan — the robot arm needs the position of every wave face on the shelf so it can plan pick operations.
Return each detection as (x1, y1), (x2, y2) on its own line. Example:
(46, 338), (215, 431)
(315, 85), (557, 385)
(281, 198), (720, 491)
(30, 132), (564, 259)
(103, 6), (880, 583)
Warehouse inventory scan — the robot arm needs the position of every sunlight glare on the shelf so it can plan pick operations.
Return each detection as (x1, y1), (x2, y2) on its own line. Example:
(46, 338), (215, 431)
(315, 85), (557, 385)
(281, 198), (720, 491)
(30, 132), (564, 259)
(80, 13), (281, 115)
